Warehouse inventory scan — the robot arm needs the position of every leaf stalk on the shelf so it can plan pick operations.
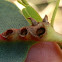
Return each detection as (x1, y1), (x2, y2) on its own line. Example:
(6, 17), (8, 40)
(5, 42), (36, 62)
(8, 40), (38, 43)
(51, 0), (60, 27)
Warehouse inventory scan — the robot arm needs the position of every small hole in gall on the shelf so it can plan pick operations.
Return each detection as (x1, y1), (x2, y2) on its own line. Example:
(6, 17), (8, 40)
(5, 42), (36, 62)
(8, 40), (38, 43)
(19, 28), (28, 36)
(6, 29), (13, 36)
(36, 28), (45, 37)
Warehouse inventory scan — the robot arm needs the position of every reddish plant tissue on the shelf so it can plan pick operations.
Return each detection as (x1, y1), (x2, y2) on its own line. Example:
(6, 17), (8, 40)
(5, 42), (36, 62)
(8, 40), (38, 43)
(0, 34), (6, 41)
(25, 42), (62, 62)
(1, 29), (18, 41)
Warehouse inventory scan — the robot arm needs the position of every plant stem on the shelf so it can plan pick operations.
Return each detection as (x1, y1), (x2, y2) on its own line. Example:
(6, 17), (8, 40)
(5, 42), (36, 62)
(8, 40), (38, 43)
(51, 0), (60, 27)
(21, 0), (29, 5)
(17, 0), (26, 7)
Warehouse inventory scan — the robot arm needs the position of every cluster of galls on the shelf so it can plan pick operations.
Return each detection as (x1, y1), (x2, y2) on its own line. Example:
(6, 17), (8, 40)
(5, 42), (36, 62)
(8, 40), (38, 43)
(0, 15), (48, 42)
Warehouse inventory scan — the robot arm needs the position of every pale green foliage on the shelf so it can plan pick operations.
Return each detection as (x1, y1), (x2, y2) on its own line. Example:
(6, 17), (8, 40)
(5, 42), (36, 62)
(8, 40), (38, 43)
(51, 0), (60, 27)
(18, 0), (42, 24)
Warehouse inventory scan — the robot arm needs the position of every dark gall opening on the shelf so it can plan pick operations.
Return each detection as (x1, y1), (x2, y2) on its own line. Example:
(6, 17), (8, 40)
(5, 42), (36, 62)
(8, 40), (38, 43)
(20, 28), (28, 36)
(6, 29), (13, 36)
(36, 28), (45, 37)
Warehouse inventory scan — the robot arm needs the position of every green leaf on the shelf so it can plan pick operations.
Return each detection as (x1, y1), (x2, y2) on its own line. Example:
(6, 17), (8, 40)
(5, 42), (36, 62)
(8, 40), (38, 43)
(18, 0), (42, 24)
(22, 5), (42, 24)
(0, 0), (29, 33)
(26, 6), (42, 22)
(22, 8), (32, 24)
